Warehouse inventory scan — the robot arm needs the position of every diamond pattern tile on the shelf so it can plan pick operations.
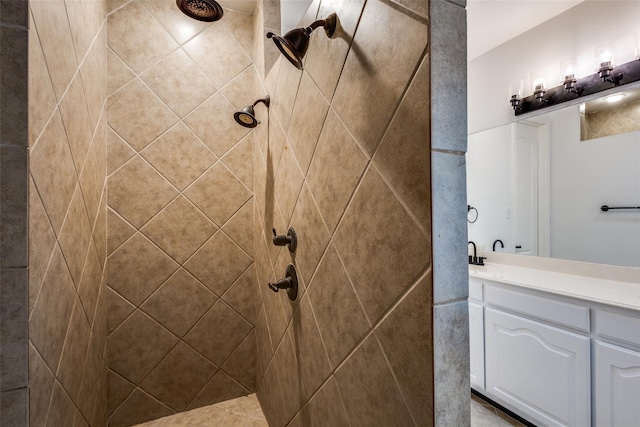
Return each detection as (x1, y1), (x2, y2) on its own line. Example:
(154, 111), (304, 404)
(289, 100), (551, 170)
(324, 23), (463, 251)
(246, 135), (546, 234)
(107, 128), (135, 175)
(58, 187), (92, 287)
(58, 74), (93, 172)
(183, 93), (250, 158)
(107, 79), (178, 152)
(107, 310), (179, 384)
(220, 66), (259, 111)
(220, 330), (256, 391)
(221, 265), (257, 325)
(107, 48), (135, 96)
(141, 343), (216, 412)
(141, 268), (217, 337)
(182, 23), (252, 89)
(184, 232), (252, 296)
(141, 49), (217, 118)
(334, 167), (430, 324)
(184, 301), (252, 366)
(221, 199), (254, 257)
(188, 370), (249, 411)
(106, 208), (135, 255)
(107, 233), (178, 306)
(185, 162), (252, 227)
(222, 133), (254, 191)
(141, 196), (217, 263)
(108, 388), (174, 427)
(141, 123), (216, 191)
(107, 287), (135, 334)
(107, 1), (178, 74)
(140, 0), (210, 45)
(108, 156), (178, 228)
(108, 370), (135, 416)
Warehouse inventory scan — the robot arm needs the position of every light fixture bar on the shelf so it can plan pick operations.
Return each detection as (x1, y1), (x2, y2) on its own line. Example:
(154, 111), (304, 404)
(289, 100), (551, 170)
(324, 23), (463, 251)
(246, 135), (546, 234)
(514, 58), (640, 116)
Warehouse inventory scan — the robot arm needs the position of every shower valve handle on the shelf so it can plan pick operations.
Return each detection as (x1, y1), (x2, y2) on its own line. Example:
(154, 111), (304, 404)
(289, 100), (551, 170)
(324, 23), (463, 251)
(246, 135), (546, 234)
(272, 227), (297, 253)
(268, 277), (292, 293)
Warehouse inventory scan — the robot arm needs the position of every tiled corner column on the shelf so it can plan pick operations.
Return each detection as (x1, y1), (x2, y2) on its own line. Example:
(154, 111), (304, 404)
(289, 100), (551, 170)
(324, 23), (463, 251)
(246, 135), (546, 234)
(430, 0), (470, 425)
(0, 0), (30, 425)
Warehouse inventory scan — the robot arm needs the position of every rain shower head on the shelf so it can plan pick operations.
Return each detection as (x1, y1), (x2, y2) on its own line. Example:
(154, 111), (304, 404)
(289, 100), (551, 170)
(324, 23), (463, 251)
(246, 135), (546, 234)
(176, 0), (224, 22)
(234, 96), (271, 128)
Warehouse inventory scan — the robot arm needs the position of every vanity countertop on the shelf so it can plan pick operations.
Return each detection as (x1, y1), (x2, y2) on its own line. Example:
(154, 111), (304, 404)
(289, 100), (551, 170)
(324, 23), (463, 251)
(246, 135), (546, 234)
(469, 261), (640, 312)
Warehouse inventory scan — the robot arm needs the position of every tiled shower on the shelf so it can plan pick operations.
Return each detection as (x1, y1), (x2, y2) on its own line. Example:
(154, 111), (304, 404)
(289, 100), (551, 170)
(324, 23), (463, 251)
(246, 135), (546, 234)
(0, 0), (470, 426)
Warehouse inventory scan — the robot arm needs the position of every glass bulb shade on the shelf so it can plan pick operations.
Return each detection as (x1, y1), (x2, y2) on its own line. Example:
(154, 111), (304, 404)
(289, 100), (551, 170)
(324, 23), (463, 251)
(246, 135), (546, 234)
(595, 43), (616, 70)
(533, 77), (546, 92)
(508, 80), (524, 100)
(560, 57), (576, 83)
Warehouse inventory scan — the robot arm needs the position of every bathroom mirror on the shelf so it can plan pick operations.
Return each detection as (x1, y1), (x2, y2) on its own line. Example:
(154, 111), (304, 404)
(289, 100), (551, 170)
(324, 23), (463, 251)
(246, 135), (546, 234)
(467, 86), (640, 268)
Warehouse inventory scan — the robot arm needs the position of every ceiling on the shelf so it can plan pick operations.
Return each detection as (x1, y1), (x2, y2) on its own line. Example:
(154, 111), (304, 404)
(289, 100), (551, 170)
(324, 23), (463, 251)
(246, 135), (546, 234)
(467, 0), (585, 61)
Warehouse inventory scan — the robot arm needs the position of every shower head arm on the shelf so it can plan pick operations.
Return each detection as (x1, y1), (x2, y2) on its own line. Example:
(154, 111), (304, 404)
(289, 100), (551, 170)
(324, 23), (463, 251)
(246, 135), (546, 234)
(308, 13), (337, 38)
(252, 96), (271, 109)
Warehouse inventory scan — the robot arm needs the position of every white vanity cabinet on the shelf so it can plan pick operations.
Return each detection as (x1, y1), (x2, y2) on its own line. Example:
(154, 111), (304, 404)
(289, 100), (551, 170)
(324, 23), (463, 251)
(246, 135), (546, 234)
(593, 310), (640, 427)
(469, 278), (485, 391)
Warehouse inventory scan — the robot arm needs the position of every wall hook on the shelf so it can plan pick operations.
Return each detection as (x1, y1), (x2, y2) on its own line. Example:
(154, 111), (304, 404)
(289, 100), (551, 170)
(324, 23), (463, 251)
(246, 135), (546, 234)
(267, 264), (298, 301)
(272, 227), (297, 253)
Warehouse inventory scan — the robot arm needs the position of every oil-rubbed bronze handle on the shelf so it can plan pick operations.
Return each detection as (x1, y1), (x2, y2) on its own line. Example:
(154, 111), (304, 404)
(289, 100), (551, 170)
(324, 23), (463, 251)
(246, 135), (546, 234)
(267, 264), (298, 301)
(272, 227), (297, 253)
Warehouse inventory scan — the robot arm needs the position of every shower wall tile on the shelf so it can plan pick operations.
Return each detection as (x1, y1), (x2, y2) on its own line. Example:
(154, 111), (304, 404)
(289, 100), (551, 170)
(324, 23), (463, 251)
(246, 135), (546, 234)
(304, 0), (365, 101)
(182, 22), (252, 88)
(106, 208), (136, 255)
(254, 1), (440, 425)
(107, 128), (136, 174)
(335, 166), (430, 324)
(108, 79), (178, 151)
(108, 310), (179, 384)
(141, 195), (217, 263)
(221, 66), (260, 111)
(223, 9), (255, 60)
(108, 371), (135, 416)
(222, 199), (255, 256)
(141, 49), (217, 118)
(335, 335), (414, 427)
(107, 48), (135, 95)
(140, 342), (217, 411)
(140, 0), (209, 44)
(184, 162), (251, 227)
(107, 1), (178, 74)
(374, 55), (431, 231)
(332, 0), (428, 157)
(108, 155), (178, 228)
(306, 109), (368, 233)
(307, 245), (369, 369)
(287, 73), (330, 172)
(184, 93), (251, 157)
(30, 110), (79, 235)
(184, 301), (253, 366)
(107, 233), (179, 305)
(189, 370), (249, 410)
(29, 0), (78, 99)
(140, 268), (217, 337)
(223, 132), (256, 191)
(221, 330), (256, 391)
(27, 2), (109, 424)
(109, 389), (174, 427)
(141, 123), (217, 190)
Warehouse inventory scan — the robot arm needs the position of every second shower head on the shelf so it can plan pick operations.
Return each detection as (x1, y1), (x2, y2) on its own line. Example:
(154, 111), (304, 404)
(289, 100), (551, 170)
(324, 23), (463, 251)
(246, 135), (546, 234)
(234, 96), (271, 128)
(176, 0), (224, 22)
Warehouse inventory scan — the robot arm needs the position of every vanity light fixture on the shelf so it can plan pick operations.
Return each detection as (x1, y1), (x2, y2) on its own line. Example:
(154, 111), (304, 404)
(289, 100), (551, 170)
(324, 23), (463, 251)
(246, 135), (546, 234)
(561, 57), (582, 94)
(233, 96), (270, 128)
(266, 13), (338, 70)
(595, 43), (622, 84)
(532, 73), (548, 103)
(508, 80), (524, 111)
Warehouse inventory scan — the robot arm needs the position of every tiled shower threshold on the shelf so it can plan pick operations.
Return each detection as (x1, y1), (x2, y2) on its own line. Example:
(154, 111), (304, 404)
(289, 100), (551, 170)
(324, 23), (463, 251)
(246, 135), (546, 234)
(134, 392), (528, 427)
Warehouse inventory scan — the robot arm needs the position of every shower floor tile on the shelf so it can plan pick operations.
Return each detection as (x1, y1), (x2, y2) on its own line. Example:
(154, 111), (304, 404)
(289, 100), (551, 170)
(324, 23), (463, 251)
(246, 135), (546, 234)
(133, 394), (267, 427)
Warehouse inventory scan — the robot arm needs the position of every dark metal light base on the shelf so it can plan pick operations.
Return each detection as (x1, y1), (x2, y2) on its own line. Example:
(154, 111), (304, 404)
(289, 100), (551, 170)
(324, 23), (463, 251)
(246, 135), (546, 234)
(515, 59), (640, 116)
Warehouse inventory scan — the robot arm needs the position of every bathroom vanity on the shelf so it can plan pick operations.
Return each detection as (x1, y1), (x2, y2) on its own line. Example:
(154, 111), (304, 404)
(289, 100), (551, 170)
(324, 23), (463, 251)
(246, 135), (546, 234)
(468, 254), (640, 427)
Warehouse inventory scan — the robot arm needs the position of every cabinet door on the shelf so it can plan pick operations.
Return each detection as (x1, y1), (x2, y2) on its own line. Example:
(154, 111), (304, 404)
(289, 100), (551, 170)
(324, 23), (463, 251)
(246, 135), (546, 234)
(469, 301), (485, 391)
(485, 308), (590, 427)
(595, 341), (640, 427)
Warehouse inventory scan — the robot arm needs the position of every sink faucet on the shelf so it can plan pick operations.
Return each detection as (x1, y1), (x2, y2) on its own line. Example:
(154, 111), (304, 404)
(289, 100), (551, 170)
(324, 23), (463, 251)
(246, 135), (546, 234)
(468, 241), (486, 266)
(493, 239), (504, 252)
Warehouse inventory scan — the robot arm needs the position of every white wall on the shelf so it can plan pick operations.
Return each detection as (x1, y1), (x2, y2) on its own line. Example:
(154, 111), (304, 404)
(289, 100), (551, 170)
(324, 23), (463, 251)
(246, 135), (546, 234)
(469, 1), (640, 134)
(548, 105), (640, 267)
(281, 0), (313, 33)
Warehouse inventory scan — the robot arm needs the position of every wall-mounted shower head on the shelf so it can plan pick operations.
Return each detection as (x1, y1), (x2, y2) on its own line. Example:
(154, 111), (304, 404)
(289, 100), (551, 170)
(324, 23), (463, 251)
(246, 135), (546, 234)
(234, 96), (270, 128)
(176, 0), (224, 22)
(267, 13), (338, 70)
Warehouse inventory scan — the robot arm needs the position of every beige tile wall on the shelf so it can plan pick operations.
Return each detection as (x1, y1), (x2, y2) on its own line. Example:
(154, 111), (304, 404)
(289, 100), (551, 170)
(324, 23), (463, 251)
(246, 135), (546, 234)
(106, 1), (259, 425)
(253, 0), (434, 425)
(27, 0), (109, 426)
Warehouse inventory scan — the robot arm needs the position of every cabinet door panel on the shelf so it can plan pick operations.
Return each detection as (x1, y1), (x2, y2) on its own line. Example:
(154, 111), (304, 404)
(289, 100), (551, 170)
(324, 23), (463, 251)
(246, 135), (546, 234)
(469, 301), (485, 390)
(595, 341), (640, 427)
(485, 308), (590, 427)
